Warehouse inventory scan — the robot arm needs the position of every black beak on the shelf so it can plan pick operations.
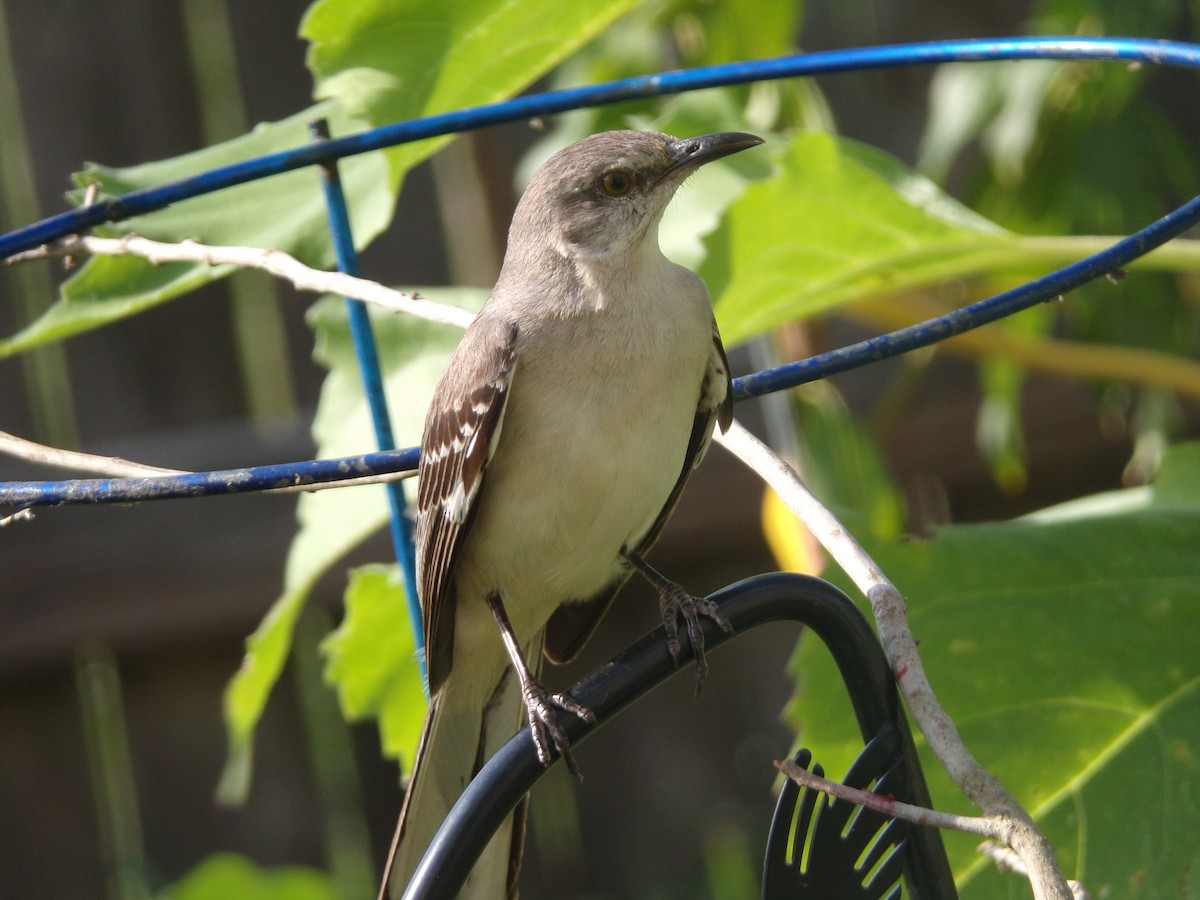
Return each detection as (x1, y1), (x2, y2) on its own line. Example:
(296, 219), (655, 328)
(665, 132), (764, 174)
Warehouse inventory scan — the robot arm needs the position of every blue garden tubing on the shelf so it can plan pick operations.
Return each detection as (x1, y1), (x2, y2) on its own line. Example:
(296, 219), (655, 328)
(309, 118), (427, 684)
(3, 34), (1200, 514)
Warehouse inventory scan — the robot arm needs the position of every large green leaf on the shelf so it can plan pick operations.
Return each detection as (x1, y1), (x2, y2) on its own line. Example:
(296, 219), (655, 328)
(0, 101), (389, 358)
(786, 443), (1200, 898)
(321, 564), (425, 767)
(219, 290), (482, 800)
(2, 0), (639, 358)
(704, 131), (1016, 346)
(302, 0), (641, 180)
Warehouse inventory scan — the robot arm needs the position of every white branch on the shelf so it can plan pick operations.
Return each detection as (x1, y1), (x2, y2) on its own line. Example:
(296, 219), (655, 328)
(776, 756), (996, 838)
(715, 419), (1076, 900)
(0, 428), (184, 477)
(978, 844), (1092, 900)
(5, 234), (477, 330)
(777, 759), (1094, 898)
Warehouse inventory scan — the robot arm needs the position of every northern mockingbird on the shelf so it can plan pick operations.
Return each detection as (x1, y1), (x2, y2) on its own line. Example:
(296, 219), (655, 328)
(384, 129), (763, 899)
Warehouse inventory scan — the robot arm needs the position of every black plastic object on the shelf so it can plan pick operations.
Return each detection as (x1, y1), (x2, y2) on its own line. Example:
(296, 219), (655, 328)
(400, 572), (957, 899)
(763, 726), (911, 899)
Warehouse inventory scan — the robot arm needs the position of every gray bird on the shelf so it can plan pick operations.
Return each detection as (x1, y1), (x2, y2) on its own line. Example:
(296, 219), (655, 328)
(384, 129), (763, 899)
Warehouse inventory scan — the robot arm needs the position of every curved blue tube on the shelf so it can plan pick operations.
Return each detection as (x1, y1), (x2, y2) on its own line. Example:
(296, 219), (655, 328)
(3, 36), (1200, 508)
(2, 37), (1198, 260)
(0, 448), (418, 507)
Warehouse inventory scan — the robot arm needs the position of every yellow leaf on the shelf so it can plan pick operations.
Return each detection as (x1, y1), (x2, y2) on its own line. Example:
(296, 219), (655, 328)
(761, 486), (824, 576)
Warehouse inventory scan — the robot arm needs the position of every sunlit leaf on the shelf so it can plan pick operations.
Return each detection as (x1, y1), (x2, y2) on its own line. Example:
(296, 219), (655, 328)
(302, 0), (641, 180)
(0, 102), (388, 358)
(704, 131), (1015, 346)
(159, 853), (334, 900)
(3, 0), (638, 358)
(322, 565), (425, 768)
(786, 442), (1200, 897)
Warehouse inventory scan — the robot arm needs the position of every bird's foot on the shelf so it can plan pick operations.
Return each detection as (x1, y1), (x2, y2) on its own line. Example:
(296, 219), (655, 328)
(658, 581), (734, 690)
(521, 678), (596, 777)
(622, 548), (734, 692)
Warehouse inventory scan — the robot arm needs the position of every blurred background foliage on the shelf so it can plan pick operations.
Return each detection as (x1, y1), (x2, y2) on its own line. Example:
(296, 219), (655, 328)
(2, 0), (1199, 898)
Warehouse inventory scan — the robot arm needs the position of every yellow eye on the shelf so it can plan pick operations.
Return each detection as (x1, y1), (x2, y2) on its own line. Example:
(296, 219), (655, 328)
(600, 169), (634, 196)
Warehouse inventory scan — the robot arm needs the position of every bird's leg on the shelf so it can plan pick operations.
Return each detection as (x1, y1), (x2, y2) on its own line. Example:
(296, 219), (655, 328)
(484, 592), (596, 776)
(622, 548), (733, 688)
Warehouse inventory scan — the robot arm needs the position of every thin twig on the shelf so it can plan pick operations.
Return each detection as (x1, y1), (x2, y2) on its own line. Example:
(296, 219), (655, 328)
(774, 757), (995, 838)
(5, 233), (477, 329)
(775, 758), (1094, 899)
(0, 428), (184, 476)
(715, 419), (1076, 900)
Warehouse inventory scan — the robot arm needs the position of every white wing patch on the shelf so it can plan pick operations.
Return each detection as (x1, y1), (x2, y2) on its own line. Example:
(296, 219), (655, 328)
(442, 478), (474, 524)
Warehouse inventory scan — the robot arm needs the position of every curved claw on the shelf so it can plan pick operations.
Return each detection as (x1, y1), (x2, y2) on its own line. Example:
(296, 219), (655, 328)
(658, 584), (734, 689)
(621, 549), (734, 689)
(521, 680), (595, 777)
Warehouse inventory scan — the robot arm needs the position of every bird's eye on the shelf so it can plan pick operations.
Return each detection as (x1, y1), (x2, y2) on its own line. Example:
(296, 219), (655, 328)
(599, 169), (634, 197)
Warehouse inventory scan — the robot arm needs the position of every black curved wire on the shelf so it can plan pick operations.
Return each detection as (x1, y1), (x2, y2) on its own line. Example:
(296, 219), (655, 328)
(401, 573), (957, 900)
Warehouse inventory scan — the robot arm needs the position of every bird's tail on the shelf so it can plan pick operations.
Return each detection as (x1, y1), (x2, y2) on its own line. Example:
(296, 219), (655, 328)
(382, 651), (534, 899)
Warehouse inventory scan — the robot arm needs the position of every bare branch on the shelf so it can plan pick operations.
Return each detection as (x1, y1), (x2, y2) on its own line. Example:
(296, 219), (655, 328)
(0, 428), (184, 477)
(978, 844), (1092, 900)
(775, 757), (996, 838)
(776, 758), (1094, 898)
(5, 234), (477, 330)
(715, 419), (1077, 900)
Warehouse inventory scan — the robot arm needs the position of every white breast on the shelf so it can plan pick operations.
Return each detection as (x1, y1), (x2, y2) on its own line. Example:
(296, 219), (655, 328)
(453, 255), (713, 644)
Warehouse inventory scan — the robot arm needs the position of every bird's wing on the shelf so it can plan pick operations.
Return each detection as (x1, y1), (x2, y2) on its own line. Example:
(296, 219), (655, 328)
(417, 316), (520, 693)
(544, 321), (733, 664)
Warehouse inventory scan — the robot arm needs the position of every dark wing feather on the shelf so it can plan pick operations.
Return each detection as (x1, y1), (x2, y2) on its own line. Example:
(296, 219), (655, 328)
(544, 321), (733, 664)
(416, 317), (520, 693)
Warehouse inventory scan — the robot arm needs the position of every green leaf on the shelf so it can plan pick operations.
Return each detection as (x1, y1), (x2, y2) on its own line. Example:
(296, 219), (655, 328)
(322, 565), (426, 767)
(0, 102), (390, 358)
(1148, 442), (1200, 509)
(787, 442), (1200, 897)
(704, 131), (1016, 347)
(301, 0), (641, 181)
(0, 256), (224, 358)
(286, 289), (482, 596)
(789, 383), (907, 539)
(5, 0), (637, 357)
(159, 853), (334, 900)
(678, 0), (802, 67)
(219, 289), (482, 800)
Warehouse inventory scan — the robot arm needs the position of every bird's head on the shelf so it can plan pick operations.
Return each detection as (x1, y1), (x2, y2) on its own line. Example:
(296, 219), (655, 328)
(513, 130), (763, 262)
